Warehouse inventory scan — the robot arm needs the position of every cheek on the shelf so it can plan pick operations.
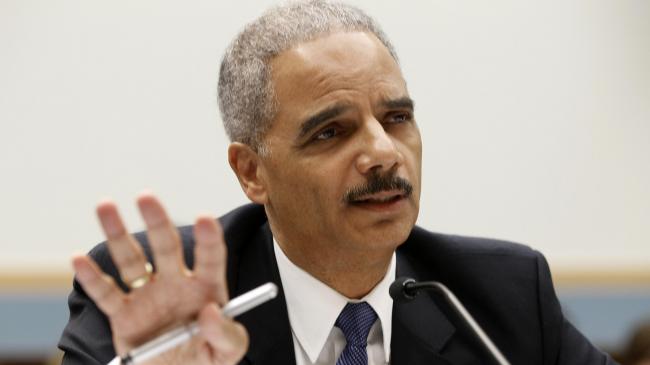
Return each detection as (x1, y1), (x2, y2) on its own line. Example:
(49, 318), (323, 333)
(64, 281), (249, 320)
(407, 131), (423, 169)
(265, 142), (362, 211)
(396, 131), (422, 169)
(300, 161), (344, 203)
(407, 127), (423, 156)
(267, 159), (336, 209)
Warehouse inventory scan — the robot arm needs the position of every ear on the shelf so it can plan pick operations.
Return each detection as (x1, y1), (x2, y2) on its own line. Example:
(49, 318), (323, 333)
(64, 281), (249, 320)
(228, 143), (268, 204)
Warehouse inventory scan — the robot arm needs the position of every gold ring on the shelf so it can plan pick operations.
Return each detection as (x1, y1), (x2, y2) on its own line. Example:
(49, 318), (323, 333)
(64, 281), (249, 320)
(127, 262), (153, 289)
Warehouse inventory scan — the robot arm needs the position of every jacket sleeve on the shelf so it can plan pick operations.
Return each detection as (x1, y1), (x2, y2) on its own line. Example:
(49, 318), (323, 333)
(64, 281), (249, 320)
(58, 243), (118, 365)
(535, 251), (619, 365)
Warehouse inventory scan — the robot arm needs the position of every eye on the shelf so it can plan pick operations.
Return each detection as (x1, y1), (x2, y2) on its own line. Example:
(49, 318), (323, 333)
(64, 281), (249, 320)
(386, 111), (413, 124)
(313, 126), (340, 141)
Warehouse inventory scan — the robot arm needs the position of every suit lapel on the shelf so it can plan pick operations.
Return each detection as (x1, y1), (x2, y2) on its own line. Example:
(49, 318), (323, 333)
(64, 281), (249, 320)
(392, 252), (483, 364)
(231, 223), (296, 365)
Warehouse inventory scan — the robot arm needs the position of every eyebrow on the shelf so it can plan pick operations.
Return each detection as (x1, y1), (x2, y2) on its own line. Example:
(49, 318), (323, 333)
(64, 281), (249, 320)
(381, 96), (415, 111)
(298, 103), (351, 139)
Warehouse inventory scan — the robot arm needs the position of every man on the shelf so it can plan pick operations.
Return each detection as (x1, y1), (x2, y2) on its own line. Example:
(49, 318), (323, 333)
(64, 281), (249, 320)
(58, 1), (617, 364)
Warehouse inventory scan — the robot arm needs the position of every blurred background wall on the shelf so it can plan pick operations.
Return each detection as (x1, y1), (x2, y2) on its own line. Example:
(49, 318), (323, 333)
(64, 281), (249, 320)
(1, 0), (648, 363)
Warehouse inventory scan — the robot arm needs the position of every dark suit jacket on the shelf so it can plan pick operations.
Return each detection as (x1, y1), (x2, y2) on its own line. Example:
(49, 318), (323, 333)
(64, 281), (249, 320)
(59, 204), (616, 364)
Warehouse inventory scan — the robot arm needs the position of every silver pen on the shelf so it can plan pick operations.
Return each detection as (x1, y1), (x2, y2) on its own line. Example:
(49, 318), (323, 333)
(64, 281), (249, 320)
(107, 282), (278, 365)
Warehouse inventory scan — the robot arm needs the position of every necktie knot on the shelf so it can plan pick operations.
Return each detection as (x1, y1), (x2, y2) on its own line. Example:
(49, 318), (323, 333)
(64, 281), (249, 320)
(335, 302), (378, 348)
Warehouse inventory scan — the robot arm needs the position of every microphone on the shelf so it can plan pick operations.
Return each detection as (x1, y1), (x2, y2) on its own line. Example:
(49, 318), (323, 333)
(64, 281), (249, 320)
(390, 277), (511, 365)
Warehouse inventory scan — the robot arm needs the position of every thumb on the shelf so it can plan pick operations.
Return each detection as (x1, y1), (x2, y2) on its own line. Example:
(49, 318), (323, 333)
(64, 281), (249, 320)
(198, 303), (249, 364)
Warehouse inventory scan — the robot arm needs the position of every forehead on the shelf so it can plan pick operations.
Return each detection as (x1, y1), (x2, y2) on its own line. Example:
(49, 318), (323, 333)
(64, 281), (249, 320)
(268, 31), (407, 131)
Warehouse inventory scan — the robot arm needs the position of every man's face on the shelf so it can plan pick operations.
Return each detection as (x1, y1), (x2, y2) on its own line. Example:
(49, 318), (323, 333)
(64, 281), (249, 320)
(258, 31), (422, 260)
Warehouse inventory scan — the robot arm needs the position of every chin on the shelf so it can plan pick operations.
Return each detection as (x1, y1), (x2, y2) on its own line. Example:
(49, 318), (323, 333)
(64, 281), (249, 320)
(362, 219), (414, 251)
(340, 202), (418, 250)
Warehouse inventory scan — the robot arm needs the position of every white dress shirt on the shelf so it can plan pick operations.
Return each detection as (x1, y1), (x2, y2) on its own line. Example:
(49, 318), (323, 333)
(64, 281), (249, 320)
(273, 239), (395, 365)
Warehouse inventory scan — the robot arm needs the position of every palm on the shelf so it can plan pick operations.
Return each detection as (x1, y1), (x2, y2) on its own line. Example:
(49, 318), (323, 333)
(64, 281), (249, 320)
(111, 274), (217, 353)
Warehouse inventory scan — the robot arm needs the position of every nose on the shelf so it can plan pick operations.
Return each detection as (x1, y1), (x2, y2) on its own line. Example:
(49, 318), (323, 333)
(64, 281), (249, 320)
(355, 119), (404, 175)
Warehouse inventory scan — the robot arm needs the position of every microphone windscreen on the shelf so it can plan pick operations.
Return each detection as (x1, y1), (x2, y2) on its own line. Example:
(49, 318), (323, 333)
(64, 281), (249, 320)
(389, 276), (416, 302)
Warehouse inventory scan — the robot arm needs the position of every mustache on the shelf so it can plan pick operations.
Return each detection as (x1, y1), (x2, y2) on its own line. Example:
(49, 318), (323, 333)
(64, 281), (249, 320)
(343, 171), (413, 203)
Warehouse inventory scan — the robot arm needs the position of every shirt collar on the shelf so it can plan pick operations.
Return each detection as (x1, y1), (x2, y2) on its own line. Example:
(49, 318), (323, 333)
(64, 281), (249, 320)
(273, 238), (395, 363)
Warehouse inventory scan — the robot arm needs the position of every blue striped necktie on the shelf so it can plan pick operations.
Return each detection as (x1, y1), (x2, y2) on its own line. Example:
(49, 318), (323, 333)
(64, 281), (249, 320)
(335, 302), (378, 365)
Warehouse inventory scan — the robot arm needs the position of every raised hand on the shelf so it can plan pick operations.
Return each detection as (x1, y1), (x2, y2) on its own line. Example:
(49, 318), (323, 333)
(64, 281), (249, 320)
(71, 193), (248, 365)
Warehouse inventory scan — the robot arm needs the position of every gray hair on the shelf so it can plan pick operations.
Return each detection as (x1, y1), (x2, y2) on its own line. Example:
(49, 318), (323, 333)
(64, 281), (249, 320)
(217, 0), (399, 153)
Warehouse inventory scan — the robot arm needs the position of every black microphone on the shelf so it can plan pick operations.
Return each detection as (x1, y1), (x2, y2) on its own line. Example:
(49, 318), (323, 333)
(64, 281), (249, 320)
(390, 277), (511, 365)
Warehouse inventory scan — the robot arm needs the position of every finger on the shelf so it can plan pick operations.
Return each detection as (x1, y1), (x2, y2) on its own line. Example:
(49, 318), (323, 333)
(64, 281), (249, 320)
(137, 193), (185, 277)
(198, 304), (248, 364)
(96, 200), (150, 285)
(193, 215), (229, 304)
(72, 255), (126, 316)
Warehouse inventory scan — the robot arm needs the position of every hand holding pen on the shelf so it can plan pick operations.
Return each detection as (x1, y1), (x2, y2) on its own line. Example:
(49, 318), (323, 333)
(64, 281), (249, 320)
(72, 193), (252, 365)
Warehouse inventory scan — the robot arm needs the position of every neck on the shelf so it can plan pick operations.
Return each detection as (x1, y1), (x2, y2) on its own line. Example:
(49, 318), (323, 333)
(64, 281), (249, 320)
(316, 258), (391, 299)
(271, 228), (393, 299)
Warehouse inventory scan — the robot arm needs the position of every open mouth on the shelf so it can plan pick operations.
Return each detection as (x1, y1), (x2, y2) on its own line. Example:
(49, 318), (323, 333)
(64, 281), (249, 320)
(349, 191), (406, 207)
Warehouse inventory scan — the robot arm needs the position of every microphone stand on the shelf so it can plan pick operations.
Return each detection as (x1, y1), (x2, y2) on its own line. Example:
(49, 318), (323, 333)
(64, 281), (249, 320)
(394, 278), (511, 365)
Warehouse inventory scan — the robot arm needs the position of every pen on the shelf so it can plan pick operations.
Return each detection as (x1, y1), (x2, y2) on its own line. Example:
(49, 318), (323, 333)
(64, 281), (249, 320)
(107, 282), (278, 365)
